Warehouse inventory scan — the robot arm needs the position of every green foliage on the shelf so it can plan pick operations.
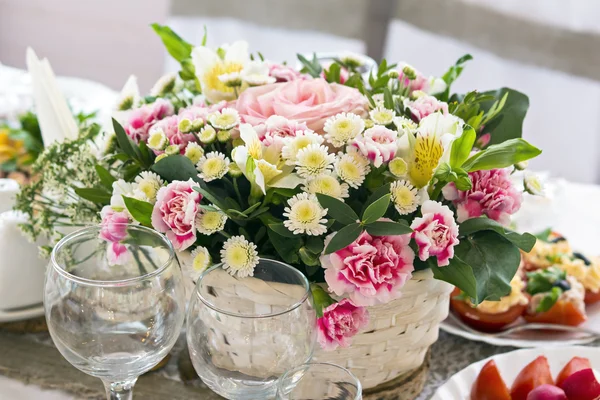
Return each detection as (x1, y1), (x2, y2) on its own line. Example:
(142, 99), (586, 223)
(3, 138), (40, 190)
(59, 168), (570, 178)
(74, 188), (111, 205)
(459, 217), (536, 252)
(323, 63), (341, 83)
(316, 193), (359, 225)
(151, 154), (199, 182)
(151, 23), (193, 61)
(526, 267), (567, 295)
(536, 287), (563, 313)
(479, 88), (529, 145)
(439, 54), (473, 101)
(311, 284), (336, 317)
(462, 138), (542, 172)
(122, 196), (154, 227)
(449, 125), (476, 168)
(95, 165), (116, 190)
(365, 220), (412, 236)
(297, 53), (323, 77)
(324, 223), (362, 255)
(534, 228), (553, 242)
(362, 194), (391, 224)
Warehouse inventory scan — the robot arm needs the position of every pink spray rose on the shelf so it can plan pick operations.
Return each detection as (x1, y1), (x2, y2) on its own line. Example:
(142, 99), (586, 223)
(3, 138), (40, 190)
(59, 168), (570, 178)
(405, 95), (448, 121)
(442, 168), (522, 225)
(321, 225), (415, 306)
(254, 115), (310, 151)
(179, 101), (229, 122)
(397, 63), (430, 94)
(411, 200), (460, 267)
(123, 99), (174, 143)
(352, 125), (398, 167)
(100, 206), (130, 265)
(317, 298), (370, 351)
(148, 115), (196, 155)
(151, 179), (202, 250)
(236, 78), (369, 133)
(268, 63), (309, 82)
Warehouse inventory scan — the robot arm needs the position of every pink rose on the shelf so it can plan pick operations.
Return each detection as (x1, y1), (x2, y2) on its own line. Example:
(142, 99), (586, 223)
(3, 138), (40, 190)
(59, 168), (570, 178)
(100, 206), (130, 265)
(442, 168), (522, 225)
(321, 225), (415, 306)
(151, 179), (202, 250)
(352, 126), (398, 167)
(317, 298), (369, 351)
(397, 63), (429, 94)
(148, 115), (196, 155)
(268, 63), (309, 82)
(254, 115), (310, 151)
(124, 99), (174, 143)
(236, 78), (369, 133)
(405, 95), (448, 121)
(411, 200), (460, 267)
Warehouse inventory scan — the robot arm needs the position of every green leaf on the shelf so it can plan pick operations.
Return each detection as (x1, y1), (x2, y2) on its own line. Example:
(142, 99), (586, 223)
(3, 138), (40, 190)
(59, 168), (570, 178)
(459, 217), (536, 252)
(305, 236), (324, 254)
(362, 194), (391, 224)
(267, 227), (302, 264)
(299, 247), (320, 266)
(122, 196), (154, 227)
(365, 220), (412, 236)
(297, 53), (322, 78)
(462, 138), (542, 172)
(430, 256), (478, 301)
(74, 188), (111, 205)
(112, 118), (137, 159)
(526, 267), (566, 295)
(534, 228), (552, 242)
(94, 165), (116, 190)
(324, 223), (362, 254)
(450, 125), (476, 168)
(311, 284), (336, 318)
(151, 155), (199, 182)
(383, 87), (394, 110)
(324, 63), (341, 83)
(192, 184), (228, 211)
(455, 230), (521, 304)
(479, 88), (529, 145)
(268, 223), (298, 238)
(316, 193), (359, 225)
(439, 54), (473, 101)
(242, 202), (262, 216)
(537, 287), (563, 313)
(151, 23), (193, 62)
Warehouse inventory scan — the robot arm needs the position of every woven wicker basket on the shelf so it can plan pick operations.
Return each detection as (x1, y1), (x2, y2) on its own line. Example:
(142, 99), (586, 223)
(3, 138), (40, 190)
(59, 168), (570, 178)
(313, 269), (453, 390)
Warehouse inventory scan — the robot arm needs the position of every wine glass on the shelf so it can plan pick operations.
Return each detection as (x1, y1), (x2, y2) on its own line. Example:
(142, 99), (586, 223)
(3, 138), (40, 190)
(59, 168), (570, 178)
(187, 258), (317, 399)
(276, 362), (362, 400)
(44, 224), (186, 400)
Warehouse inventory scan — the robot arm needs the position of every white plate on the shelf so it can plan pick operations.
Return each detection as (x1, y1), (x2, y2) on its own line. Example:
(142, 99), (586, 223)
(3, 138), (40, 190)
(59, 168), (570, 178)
(432, 346), (600, 400)
(0, 304), (44, 323)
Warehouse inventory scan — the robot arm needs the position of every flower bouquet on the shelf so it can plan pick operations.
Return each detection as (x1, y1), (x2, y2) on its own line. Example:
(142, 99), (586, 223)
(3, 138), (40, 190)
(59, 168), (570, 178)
(16, 24), (542, 392)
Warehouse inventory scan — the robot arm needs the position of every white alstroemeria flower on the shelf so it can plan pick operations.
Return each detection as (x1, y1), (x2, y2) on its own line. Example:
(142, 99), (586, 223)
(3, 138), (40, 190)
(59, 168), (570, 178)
(191, 41), (250, 103)
(241, 61), (276, 86)
(115, 75), (140, 111)
(428, 77), (447, 95)
(110, 179), (135, 210)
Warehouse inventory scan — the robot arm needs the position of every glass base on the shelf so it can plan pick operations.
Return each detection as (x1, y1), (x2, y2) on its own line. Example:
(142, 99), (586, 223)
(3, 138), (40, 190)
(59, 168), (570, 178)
(200, 371), (278, 400)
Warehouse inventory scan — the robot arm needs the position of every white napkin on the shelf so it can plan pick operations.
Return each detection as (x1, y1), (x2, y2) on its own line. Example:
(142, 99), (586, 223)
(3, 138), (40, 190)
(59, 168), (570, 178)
(26, 48), (78, 145)
(0, 179), (20, 214)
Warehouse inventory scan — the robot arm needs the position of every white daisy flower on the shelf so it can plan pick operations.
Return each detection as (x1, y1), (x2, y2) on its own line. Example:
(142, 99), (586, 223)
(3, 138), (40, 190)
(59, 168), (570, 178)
(303, 174), (350, 200)
(393, 116), (417, 137)
(218, 71), (242, 87)
(220, 236), (259, 278)
(389, 157), (408, 177)
(241, 61), (276, 86)
(340, 54), (364, 69)
(208, 108), (240, 130)
(199, 125), (217, 144)
(184, 142), (204, 165)
(524, 172), (544, 196)
(323, 112), (365, 148)
(281, 130), (324, 164)
(334, 151), (370, 189)
(197, 152), (230, 182)
(164, 145), (180, 156)
(369, 106), (395, 126)
(134, 171), (164, 203)
(390, 180), (420, 215)
(147, 129), (168, 151)
(295, 144), (336, 178)
(183, 246), (211, 282)
(110, 179), (135, 210)
(217, 129), (231, 143)
(150, 73), (177, 96)
(196, 210), (228, 235)
(283, 192), (329, 236)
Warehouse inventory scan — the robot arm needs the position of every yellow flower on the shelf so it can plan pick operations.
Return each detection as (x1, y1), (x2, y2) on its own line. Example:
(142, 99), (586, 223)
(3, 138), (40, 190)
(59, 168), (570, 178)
(408, 132), (444, 188)
(0, 130), (26, 164)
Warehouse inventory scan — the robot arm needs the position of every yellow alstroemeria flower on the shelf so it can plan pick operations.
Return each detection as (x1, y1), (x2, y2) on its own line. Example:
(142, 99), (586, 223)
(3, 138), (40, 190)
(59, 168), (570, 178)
(0, 130), (26, 165)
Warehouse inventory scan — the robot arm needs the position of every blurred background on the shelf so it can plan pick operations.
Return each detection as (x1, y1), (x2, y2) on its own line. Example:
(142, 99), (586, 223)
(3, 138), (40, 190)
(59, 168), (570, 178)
(1, 0), (599, 183)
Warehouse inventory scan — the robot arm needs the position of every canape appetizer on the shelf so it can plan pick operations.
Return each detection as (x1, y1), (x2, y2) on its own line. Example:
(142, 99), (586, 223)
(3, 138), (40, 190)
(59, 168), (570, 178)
(521, 231), (571, 271)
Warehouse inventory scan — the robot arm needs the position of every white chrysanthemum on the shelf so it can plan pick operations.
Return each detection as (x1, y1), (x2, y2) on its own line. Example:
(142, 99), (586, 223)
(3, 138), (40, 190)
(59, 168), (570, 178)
(184, 142), (204, 164)
(295, 144), (336, 178)
(134, 171), (164, 203)
(283, 192), (329, 235)
(241, 61), (276, 86)
(197, 152), (230, 182)
(218, 71), (242, 87)
(524, 172), (544, 196)
(281, 130), (324, 164)
(340, 54), (364, 68)
(323, 112), (365, 148)
(369, 106), (395, 125)
(183, 246), (211, 282)
(389, 157), (408, 177)
(390, 180), (420, 215)
(334, 152), (370, 189)
(110, 179), (135, 210)
(196, 210), (228, 235)
(115, 75), (139, 111)
(208, 108), (240, 130)
(147, 129), (168, 151)
(199, 125), (217, 144)
(150, 73), (177, 96)
(220, 236), (259, 278)
(393, 116), (417, 137)
(303, 174), (350, 200)
(165, 145), (180, 156)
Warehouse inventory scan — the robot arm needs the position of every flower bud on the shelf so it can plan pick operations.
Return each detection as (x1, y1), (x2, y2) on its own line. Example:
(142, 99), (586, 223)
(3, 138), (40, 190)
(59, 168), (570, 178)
(199, 126), (217, 144)
(515, 160), (529, 171)
(228, 162), (243, 178)
(147, 130), (168, 151)
(387, 70), (399, 79)
(402, 65), (417, 80)
(389, 157), (408, 177)
(191, 118), (205, 132)
(164, 145), (180, 156)
(217, 129), (231, 143)
(178, 118), (192, 133)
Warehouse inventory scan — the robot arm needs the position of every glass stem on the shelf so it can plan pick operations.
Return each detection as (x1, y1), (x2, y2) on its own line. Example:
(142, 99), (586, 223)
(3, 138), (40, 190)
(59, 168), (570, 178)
(103, 379), (137, 400)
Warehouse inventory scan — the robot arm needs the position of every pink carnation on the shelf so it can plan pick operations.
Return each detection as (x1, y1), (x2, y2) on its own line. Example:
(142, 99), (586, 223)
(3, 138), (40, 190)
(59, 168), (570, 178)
(317, 299), (369, 351)
(254, 115), (310, 152)
(397, 63), (429, 94)
(123, 99), (174, 143)
(410, 200), (460, 267)
(151, 180), (201, 250)
(268, 63), (309, 82)
(236, 78), (369, 133)
(321, 225), (415, 306)
(148, 115), (196, 155)
(99, 206), (130, 265)
(442, 168), (522, 225)
(405, 95), (448, 121)
(352, 125), (398, 167)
